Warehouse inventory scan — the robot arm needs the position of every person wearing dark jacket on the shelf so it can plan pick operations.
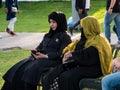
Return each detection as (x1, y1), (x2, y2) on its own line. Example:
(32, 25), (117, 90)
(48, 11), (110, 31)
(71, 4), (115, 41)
(68, 0), (91, 35)
(5, 0), (19, 35)
(42, 16), (112, 90)
(1, 11), (71, 90)
(0, 0), (2, 38)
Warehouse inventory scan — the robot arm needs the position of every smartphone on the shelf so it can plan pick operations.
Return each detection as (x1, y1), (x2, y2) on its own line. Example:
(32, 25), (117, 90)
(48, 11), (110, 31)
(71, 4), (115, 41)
(31, 50), (37, 54)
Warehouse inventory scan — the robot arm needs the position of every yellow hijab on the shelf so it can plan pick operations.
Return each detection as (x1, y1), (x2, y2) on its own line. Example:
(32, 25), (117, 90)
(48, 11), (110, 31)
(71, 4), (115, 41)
(62, 38), (80, 54)
(81, 16), (113, 76)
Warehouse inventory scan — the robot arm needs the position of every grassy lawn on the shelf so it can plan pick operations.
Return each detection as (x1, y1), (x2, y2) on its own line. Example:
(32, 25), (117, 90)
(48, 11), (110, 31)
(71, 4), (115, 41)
(0, 1), (72, 32)
(0, 0), (105, 32)
(0, 0), (109, 89)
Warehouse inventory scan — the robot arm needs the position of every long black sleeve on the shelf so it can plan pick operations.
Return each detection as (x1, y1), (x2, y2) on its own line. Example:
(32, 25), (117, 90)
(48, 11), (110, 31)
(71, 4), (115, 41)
(72, 46), (100, 66)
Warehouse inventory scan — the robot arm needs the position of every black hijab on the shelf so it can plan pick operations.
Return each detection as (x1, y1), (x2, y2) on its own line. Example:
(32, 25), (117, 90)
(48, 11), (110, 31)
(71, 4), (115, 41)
(75, 28), (86, 50)
(47, 11), (67, 37)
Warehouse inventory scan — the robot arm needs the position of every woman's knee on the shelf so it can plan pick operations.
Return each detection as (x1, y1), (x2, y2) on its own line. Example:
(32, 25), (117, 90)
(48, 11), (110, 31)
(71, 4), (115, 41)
(59, 71), (74, 81)
(102, 75), (113, 88)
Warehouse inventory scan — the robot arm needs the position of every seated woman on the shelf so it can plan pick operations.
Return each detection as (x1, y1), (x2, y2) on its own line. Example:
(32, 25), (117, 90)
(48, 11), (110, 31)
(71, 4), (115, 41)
(1, 11), (72, 90)
(42, 16), (113, 90)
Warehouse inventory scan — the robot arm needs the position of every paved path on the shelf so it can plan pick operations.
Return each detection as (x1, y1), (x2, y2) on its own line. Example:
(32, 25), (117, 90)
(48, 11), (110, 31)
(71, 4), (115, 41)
(0, 32), (118, 51)
(0, 32), (45, 51)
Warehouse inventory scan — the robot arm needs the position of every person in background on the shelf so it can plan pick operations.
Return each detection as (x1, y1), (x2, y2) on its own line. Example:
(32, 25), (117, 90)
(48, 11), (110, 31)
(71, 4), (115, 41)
(102, 72), (120, 90)
(5, 0), (19, 36)
(104, 0), (120, 43)
(42, 16), (112, 90)
(68, 0), (91, 35)
(67, 16), (73, 35)
(1, 11), (71, 90)
(0, 0), (2, 38)
(0, 0), (2, 8)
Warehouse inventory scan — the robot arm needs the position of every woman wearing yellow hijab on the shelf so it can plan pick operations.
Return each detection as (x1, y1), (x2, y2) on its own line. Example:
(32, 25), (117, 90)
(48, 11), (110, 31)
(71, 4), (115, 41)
(42, 16), (113, 90)
(81, 16), (112, 76)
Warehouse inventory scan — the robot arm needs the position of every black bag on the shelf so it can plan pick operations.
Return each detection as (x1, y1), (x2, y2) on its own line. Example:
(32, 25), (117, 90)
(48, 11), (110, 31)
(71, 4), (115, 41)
(42, 60), (77, 90)
(11, 0), (18, 13)
(63, 59), (77, 70)
(11, 6), (18, 12)
(41, 64), (64, 90)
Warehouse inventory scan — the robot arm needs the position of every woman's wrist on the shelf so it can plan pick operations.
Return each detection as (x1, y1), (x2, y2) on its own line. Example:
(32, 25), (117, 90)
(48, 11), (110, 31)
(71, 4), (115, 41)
(109, 7), (113, 9)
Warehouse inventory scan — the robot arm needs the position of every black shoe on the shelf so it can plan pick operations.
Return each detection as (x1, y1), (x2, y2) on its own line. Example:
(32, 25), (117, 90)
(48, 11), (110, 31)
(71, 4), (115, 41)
(6, 28), (11, 34)
(10, 31), (16, 36)
(69, 27), (74, 35)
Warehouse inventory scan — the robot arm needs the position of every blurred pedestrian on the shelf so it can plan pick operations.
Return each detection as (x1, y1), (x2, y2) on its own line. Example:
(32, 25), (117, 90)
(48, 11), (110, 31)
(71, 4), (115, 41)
(104, 0), (120, 43)
(0, 0), (2, 38)
(68, 0), (91, 35)
(5, 0), (19, 36)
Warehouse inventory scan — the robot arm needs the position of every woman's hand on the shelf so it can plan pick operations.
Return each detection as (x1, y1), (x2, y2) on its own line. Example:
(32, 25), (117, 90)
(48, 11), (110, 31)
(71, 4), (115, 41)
(78, 9), (83, 14)
(32, 52), (48, 59)
(108, 8), (113, 14)
(62, 51), (72, 63)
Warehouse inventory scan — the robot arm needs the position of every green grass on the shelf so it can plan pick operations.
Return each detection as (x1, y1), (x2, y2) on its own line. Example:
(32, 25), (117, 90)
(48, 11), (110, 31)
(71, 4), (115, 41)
(0, 0), (106, 33)
(0, 0), (108, 89)
(0, 1), (72, 32)
(0, 50), (30, 74)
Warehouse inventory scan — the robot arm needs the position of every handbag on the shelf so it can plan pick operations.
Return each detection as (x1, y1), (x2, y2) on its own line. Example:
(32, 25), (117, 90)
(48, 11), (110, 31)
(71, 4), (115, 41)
(11, 0), (18, 13)
(41, 65), (64, 90)
(48, 60), (77, 90)
(11, 6), (18, 12)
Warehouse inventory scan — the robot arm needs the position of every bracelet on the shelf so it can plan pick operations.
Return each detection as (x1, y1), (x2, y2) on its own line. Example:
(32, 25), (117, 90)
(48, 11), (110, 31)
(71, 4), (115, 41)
(109, 7), (113, 9)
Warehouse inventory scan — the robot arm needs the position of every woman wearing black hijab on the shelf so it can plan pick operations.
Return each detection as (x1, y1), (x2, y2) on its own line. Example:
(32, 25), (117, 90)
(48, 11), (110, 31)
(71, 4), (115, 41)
(1, 11), (71, 90)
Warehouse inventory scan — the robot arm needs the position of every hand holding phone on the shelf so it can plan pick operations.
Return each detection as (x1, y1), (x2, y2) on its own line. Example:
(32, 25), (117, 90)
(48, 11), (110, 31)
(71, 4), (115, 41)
(31, 50), (37, 55)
